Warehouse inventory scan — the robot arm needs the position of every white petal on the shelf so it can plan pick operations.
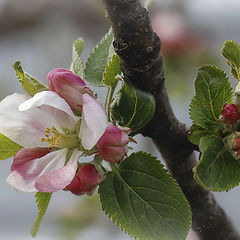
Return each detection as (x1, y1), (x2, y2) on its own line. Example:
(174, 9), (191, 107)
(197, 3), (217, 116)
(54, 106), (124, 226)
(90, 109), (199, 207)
(6, 148), (68, 192)
(19, 91), (77, 131)
(79, 94), (107, 150)
(0, 93), (54, 147)
(19, 91), (75, 119)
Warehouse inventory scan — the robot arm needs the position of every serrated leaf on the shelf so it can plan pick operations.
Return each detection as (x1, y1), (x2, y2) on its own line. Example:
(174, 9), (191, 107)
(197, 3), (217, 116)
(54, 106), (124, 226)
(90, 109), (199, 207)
(70, 37), (85, 79)
(190, 96), (211, 130)
(0, 133), (22, 160)
(110, 81), (155, 131)
(99, 152), (191, 240)
(13, 61), (48, 96)
(188, 124), (211, 145)
(222, 40), (240, 80)
(103, 54), (121, 88)
(190, 65), (233, 131)
(85, 28), (114, 86)
(31, 192), (52, 237)
(194, 135), (240, 191)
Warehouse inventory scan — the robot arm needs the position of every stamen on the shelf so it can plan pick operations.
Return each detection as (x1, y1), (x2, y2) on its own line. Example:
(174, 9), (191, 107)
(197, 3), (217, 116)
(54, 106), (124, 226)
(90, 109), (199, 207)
(40, 127), (80, 149)
(45, 128), (51, 133)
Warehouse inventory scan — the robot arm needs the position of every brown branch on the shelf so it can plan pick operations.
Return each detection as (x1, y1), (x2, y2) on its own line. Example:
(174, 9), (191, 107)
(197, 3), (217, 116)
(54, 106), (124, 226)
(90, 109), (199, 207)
(102, 0), (240, 239)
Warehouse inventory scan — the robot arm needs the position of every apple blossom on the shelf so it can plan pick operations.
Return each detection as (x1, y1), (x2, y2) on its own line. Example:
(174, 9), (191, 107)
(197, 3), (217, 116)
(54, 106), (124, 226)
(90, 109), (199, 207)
(0, 90), (107, 192)
(47, 68), (89, 113)
(66, 164), (102, 195)
(97, 124), (129, 163)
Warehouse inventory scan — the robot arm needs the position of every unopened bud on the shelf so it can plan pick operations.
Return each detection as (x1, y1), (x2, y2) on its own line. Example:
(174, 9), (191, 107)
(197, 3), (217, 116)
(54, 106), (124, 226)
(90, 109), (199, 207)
(233, 136), (240, 150)
(221, 103), (239, 124)
(66, 164), (101, 196)
(237, 150), (240, 158)
(97, 124), (129, 163)
(47, 68), (86, 113)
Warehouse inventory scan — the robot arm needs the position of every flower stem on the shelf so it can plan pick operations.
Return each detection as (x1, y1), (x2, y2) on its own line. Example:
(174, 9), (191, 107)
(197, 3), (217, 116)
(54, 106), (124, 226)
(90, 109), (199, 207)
(110, 163), (119, 172)
(105, 86), (115, 122)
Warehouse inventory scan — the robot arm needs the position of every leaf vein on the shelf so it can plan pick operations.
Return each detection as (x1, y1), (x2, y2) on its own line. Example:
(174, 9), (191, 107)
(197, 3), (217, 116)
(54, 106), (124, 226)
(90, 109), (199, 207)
(115, 172), (182, 239)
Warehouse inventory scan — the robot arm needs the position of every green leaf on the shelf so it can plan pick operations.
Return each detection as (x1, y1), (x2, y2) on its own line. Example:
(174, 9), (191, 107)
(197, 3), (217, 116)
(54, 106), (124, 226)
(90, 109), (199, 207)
(111, 81), (156, 131)
(13, 61), (48, 96)
(190, 65), (233, 131)
(99, 152), (191, 240)
(70, 37), (85, 79)
(0, 133), (22, 160)
(222, 40), (240, 80)
(31, 192), (52, 237)
(188, 124), (211, 145)
(194, 135), (240, 191)
(85, 28), (114, 86)
(107, 38), (116, 63)
(103, 54), (121, 89)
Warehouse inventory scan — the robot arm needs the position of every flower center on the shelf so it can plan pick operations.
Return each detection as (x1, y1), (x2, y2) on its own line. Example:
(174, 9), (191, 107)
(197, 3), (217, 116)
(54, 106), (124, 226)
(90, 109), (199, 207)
(40, 127), (80, 149)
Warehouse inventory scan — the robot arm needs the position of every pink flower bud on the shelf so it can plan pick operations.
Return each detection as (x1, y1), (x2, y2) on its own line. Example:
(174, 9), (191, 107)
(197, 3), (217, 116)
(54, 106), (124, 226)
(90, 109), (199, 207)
(97, 125), (129, 163)
(11, 148), (50, 172)
(237, 150), (240, 158)
(47, 68), (86, 113)
(221, 103), (239, 124)
(233, 137), (240, 150)
(66, 164), (101, 196)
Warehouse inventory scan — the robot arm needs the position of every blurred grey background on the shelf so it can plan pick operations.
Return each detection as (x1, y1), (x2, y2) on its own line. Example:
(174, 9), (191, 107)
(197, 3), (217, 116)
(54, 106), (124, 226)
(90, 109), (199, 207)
(0, 0), (240, 239)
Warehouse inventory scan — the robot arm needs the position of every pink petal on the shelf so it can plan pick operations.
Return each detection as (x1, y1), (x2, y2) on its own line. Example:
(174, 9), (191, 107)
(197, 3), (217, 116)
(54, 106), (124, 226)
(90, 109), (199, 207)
(98, 145), (128, 163)
(97, 124), (129, 147)
(47, 68), (86, 113)
(35, 149), (80, 192)
(35, 160), (77, 192)
(11, 147), (50, 172)
(79, 94), (107, 150)
(96, 124), (129, 163)
(6, 149), (68, 192)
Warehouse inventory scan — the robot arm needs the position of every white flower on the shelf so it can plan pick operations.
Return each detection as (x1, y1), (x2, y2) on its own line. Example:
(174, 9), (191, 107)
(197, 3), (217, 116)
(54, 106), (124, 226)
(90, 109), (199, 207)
(0, 91), (107, 192)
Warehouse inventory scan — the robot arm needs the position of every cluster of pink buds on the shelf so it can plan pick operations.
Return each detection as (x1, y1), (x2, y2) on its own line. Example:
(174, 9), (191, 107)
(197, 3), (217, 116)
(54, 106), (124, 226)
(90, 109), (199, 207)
(221, 103), (239, 124)
(47, 69), (130, 196)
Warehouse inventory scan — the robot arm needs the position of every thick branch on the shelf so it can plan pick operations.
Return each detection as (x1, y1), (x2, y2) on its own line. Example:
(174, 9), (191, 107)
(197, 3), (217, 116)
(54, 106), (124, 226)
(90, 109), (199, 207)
(102, 0), (240, 239)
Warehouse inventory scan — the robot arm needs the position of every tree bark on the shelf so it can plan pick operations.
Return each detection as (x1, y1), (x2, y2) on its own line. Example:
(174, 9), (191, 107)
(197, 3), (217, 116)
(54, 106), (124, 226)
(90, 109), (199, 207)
(102, 0), (240, 239)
